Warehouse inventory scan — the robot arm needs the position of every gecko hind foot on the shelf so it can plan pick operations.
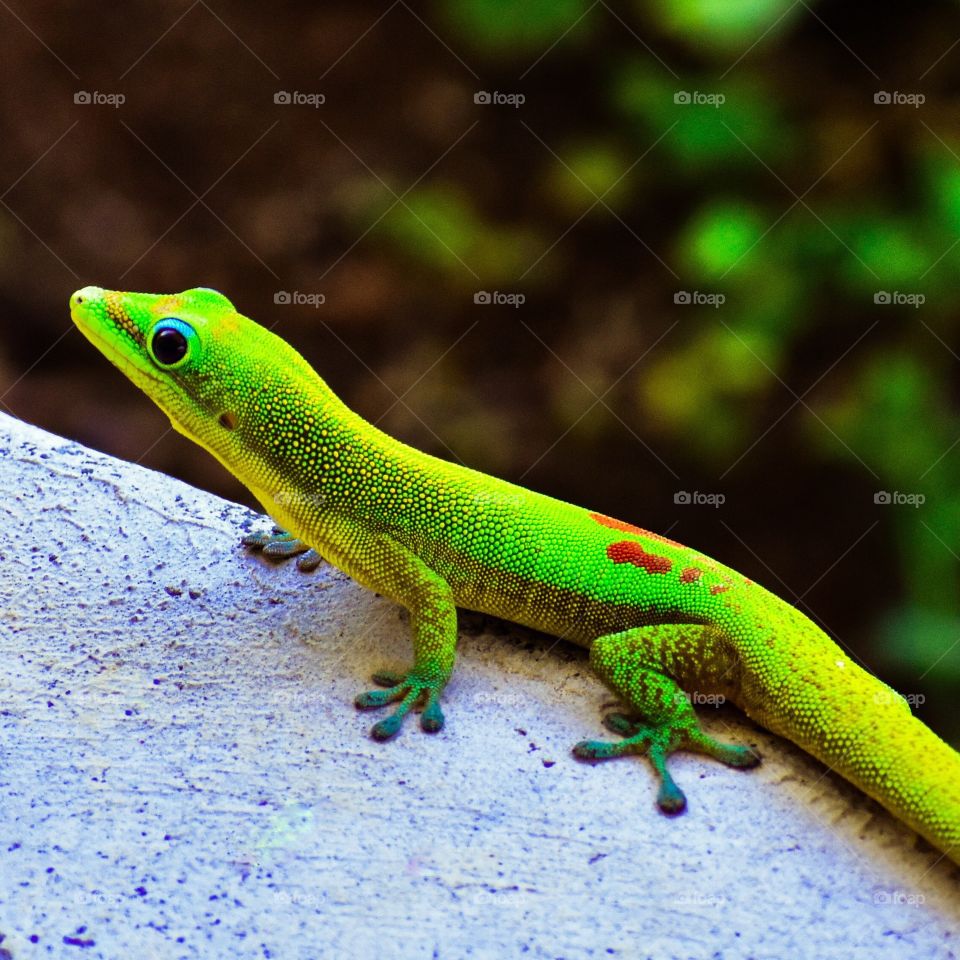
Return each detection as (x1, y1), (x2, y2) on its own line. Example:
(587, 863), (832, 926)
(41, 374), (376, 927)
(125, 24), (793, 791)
(573, 712), (760, 814)
(354, 669), (446, 740)
(242, 526), (323, 572)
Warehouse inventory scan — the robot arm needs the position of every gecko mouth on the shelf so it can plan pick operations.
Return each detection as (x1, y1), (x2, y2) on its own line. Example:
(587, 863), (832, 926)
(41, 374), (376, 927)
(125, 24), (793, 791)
(70, 288), (169, 394)
(72, 311), (164, 390)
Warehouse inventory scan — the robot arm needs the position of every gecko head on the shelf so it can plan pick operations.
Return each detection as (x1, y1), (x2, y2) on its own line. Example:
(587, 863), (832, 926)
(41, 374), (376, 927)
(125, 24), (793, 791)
(70, 285), (237, 379)
(69, 285), (309, 459)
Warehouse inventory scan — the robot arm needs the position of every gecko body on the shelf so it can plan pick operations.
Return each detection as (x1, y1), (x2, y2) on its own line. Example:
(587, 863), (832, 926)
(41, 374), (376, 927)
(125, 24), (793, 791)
(69, 285), (960, 863)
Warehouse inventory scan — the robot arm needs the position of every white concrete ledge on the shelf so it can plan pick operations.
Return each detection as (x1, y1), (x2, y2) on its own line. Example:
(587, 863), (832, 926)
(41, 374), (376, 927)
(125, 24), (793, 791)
(0, 411), (957, 959)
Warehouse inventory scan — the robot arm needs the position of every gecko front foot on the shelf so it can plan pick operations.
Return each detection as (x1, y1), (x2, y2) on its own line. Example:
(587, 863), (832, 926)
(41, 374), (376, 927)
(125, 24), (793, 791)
(242, 526), (323, 572)
(354, 669), (446, 740)
(573, 712), (760, 814)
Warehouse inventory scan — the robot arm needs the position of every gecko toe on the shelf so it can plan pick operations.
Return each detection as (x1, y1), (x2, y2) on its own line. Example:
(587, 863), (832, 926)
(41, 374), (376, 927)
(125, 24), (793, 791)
(602, 712), (638, 737)
(295, 549), (323, 572)
(242, 527), (321, 571)
(420, 697), (445, 733)
(371, 714), (404, 741)
(656, 777), (687, 815)
(371, 670), (406, 688)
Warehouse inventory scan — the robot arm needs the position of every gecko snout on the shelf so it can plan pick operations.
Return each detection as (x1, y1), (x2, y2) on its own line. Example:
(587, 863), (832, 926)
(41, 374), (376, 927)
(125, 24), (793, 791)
(70, 286), (105, 311)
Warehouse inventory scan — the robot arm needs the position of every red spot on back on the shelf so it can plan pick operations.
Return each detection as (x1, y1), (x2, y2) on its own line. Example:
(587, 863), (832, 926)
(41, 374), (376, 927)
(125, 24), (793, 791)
(607, 540), (673, 574)
(710, 584), (730, 595)
(589, 512), (682, 548)
(680, 567), (702, 583)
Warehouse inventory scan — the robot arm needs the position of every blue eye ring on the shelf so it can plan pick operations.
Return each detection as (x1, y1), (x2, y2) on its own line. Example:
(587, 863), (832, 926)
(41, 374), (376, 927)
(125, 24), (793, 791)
(148, 318), (197, 368)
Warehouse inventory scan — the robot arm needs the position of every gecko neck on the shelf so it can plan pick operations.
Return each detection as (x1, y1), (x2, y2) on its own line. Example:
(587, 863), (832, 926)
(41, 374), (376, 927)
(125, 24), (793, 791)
(230, 371), (416, 525)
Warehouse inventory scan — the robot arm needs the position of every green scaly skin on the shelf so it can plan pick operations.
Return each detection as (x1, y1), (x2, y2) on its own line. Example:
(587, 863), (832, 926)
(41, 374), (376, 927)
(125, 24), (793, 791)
(69, 285), (960, 864)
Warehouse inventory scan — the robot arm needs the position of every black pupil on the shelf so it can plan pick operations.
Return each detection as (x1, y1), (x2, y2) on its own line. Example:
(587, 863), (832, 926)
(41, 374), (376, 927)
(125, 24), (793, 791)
(152, 327), (188, 365)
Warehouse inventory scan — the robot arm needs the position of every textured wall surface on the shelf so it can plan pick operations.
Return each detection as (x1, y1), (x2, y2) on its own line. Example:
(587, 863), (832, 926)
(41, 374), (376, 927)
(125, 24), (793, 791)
(0, 412), (957, 960)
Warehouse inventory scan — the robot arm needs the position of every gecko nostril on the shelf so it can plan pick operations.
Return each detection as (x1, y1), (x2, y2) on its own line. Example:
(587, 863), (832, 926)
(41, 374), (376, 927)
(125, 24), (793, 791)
(71, 286), (104, 309)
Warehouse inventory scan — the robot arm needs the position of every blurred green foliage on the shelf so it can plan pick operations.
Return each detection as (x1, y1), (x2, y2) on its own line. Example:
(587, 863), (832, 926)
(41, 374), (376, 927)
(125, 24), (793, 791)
(371, 185), (542, 284)
(656, 0), (803, 50)
(445, 0), (593, 53)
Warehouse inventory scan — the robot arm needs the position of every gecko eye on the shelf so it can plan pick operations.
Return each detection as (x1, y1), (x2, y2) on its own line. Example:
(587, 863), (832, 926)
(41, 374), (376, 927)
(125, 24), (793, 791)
(148, 318), (196, 368)
(153, 328), (187, 364)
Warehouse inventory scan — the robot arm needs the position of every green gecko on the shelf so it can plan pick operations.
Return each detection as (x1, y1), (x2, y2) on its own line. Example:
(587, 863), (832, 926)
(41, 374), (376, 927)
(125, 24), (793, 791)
(70, 285), (960, 865)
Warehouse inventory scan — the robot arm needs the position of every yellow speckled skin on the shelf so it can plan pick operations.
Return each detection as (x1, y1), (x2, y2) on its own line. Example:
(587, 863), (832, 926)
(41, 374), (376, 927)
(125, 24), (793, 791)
(70, 286), (960, 864)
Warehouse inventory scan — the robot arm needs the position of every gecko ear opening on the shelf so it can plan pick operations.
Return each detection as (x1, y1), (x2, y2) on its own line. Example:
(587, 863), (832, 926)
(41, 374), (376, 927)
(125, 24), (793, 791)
(218, 411), (238, 430)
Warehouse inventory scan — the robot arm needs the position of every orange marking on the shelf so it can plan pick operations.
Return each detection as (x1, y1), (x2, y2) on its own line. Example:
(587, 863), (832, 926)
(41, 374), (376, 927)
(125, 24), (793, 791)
(606, 540), (673, 574)
(588, 512), (682, 548)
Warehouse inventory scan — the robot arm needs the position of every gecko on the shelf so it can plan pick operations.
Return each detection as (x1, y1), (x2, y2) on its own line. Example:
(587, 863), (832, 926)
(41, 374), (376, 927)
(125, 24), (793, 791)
(69, 285), (960, 865)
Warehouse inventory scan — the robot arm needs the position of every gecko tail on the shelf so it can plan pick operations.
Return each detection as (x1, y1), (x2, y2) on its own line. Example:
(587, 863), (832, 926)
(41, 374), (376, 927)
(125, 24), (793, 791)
(744, 646), (960, 865)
